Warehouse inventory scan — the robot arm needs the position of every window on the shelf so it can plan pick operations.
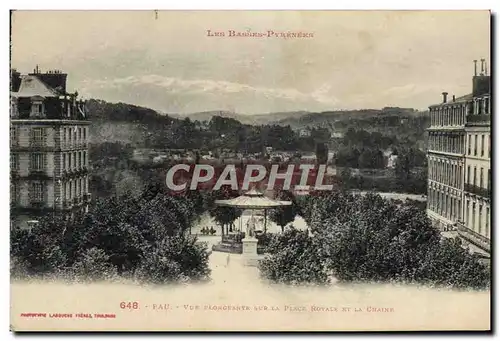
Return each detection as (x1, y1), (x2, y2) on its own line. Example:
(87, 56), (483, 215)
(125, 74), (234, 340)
(480, 168), (484, 188)
(468, 135), (471, 155)
(10, 127), (17, 145)
(31, 101), (43, 116)
(31, 127), (44, 145)
(481, 135), (484, 156)
(73, 152), (77, 168)
(467, 166), (471, 184)
(10, 154), (18, 170)
(11, 183), (17, 204)
(83, 127), (86, 141)
(474, 135), (478, 156)
(83, 151), (86, 167)
(78, 152), (82, 168)
(69, 129), (72, 143)
(488, 169), (491, 191)
(62, 154), (66, 171)
(445, 195), (451, 218)
(478, 204), (483, 235)
(68, 153), (71, 170)
(485, 98), (490, 114)
(74, 128), (77, 143)
(473, 167), (477, 186)
(78, 128), (82, 141)
(30, 153), (45, 171)
(11, 97), (18, 116)
(31, 182), (44, 202)
(486, 208), (490, 238)
(472, 203), (476, 231)
(69, 180), (72, 199)
(466, 200), (470, 225)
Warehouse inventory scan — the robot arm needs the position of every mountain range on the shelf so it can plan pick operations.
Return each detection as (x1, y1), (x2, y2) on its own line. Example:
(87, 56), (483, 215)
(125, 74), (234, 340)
(169, 107), (424, 127)
(168, 110), (312, 125)
(86, 99), (429, 147)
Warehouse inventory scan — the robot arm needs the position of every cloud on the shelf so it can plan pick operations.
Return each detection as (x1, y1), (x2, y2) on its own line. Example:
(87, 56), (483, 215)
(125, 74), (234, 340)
(80, 75), (340, 113)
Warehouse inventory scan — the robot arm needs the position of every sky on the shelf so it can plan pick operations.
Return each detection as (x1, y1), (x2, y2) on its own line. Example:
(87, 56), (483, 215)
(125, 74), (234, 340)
(11, 10), (490, 115)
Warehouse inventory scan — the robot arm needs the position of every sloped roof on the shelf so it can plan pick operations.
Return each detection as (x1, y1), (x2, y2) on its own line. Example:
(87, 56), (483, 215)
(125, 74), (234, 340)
(429, 93), (473, 108)
(453, 93), (473, 103)
(14, 75), (59, 98)
(215, 190), (292, 209)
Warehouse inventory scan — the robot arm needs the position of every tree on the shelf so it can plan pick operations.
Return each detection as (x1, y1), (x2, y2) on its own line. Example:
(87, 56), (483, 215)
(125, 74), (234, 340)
(134, 235), (211, 284)
(395, 153), (411, 180)
(358, 149), (373, 169)
(10, 187), (212, 284)
(259, 228), (329, 285)
(207, 186), (242, 236)
(414, 238), (490, 289)
(71, 247), (118, 281)
(10, 215), (68, 276)
(261, 192), (490, 289)
(315, 142), (329, 164)
(268, 190), (299, 233)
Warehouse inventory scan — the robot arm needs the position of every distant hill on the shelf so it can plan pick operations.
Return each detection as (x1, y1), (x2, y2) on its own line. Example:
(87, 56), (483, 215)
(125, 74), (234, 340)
(86, 99), (175, 145)
(274, 108), (424, 129)
(173, 110), (311, 125)
(85, 99), (429, 149)
(177, 107), (426, 129)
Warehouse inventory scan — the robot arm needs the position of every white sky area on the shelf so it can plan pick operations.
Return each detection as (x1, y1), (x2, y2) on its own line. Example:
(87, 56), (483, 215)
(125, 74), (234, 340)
(11, 10), (490, 115)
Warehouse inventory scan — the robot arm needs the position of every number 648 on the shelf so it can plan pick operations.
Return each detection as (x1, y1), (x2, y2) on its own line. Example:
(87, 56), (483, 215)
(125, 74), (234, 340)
(120, 302), (139, 309)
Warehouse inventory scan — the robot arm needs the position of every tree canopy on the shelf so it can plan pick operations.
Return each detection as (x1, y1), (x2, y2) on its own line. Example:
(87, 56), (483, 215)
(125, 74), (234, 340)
(11, 188), (211, 284)
(259, 192), (490, 290)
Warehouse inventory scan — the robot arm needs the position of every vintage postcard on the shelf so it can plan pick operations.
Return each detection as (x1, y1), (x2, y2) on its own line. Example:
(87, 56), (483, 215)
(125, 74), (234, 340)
(9, 10), (491, 332)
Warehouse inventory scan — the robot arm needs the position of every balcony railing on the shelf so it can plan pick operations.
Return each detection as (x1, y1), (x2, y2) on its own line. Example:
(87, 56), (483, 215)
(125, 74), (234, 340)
(457, 223), (490, 253)
(27, 169), (51, 179)
(464, 183), (491, 198)
(30, 140), (47, 148)
(466, 114), (490, 124)
(29, 201), (46, 209)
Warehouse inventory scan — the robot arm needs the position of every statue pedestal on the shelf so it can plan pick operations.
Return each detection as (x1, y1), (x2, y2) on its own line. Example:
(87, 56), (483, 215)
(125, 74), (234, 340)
(242, 237), (259, 267)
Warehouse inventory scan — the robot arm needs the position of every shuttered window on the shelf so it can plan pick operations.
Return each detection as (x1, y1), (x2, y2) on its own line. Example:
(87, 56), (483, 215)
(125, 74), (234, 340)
(30, 153), (46, 171)
(30, 182), (44, 202)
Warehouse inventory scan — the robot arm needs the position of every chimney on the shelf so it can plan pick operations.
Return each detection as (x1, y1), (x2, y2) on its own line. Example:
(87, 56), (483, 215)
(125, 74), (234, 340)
(452, 95), (456, 102)
(10, 69), (21, 92)
(442, 92), (448, 103)
(472, 58), (491, 96)
(474, 60), (478, 76)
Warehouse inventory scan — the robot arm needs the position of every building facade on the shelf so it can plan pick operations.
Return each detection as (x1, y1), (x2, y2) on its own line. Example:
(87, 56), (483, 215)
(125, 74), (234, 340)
(427, 59), (491, 257)
(10, 67), (91, 230)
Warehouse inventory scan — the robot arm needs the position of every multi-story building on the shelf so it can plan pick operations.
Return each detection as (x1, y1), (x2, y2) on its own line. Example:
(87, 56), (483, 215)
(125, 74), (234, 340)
(10, 67), (91, 229)
(427, 59), (491, 258)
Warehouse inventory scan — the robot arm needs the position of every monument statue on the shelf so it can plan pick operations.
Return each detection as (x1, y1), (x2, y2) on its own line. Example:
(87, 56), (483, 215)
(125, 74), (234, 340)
(246, 216), (257, 238)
